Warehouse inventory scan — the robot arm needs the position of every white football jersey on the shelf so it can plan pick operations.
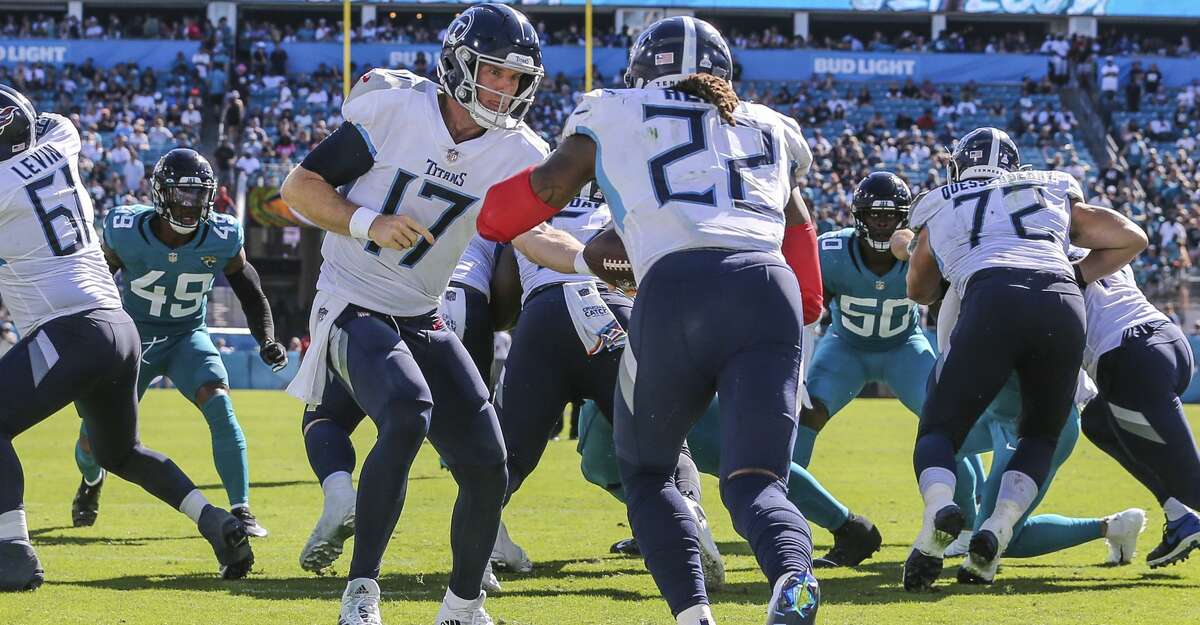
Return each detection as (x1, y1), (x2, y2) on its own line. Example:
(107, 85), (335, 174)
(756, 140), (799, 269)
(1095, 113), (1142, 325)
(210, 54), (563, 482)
(910, 169), (1082, 295)
(0, 113), (120, 335)
(317, 69), (549, 316)
(516, 182), (610, 302)
(563, 88), (812, 282)
(450, 234), (499, 298)
(1080, 263), (1169, 376)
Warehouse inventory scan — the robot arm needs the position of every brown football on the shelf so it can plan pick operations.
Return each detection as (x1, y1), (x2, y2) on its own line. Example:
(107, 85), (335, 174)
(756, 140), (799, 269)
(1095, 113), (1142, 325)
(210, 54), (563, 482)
(583, 226), (636, 291)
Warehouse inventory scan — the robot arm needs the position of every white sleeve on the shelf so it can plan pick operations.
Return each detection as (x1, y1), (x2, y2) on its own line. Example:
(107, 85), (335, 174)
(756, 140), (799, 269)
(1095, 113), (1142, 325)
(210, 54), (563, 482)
(908, 189), (942, 230)
(936, 284), (961, 355)
(341, 84), (399, 157)
(777, 114), (813, 183)
(562, 89), (609, 142)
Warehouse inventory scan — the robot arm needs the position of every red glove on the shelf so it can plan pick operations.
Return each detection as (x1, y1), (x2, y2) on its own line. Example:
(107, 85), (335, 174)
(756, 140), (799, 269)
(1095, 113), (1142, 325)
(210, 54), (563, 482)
(477, 166), (559, 243)
(782, 223), (823, 325)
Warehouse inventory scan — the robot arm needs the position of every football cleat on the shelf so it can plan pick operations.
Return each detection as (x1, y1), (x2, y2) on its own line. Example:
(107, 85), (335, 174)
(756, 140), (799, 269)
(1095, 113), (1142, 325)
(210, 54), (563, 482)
(943, 530), (973, 558)
(683, 497), (725, 590)
(956, 530), (1001, 585)
(1103, 508), (1146, 565)
(339, 578), (383, 625)
(490, 520), (532, 573)
(765, 570), (819, 625)
(0, 540), (43, 592)
(197, 505), (254, 580)
(300, 489), (356, 573)
(482, 560), (501, 594)
(1148, 511), (1200, 569)
(814, 513), (882, 568)
(903, 504), (965, 592)
(71, 473), (104, 528)
(434, 589), (494, 625)
(231, 506), (269, 538)
(610, 537), (640, 555)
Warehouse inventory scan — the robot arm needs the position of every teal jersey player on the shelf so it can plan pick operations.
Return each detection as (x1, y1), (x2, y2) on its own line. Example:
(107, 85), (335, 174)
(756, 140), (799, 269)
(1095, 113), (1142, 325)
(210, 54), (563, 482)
(72, 149), (286, 539)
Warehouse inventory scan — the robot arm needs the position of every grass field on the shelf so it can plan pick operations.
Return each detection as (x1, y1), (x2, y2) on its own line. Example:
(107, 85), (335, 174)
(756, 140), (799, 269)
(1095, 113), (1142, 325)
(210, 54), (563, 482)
(2, 391), (1199, 625)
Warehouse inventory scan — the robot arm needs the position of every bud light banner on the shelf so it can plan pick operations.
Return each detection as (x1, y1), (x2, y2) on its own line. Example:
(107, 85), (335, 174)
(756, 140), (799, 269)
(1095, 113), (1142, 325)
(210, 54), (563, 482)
(0, 39), (199, 70)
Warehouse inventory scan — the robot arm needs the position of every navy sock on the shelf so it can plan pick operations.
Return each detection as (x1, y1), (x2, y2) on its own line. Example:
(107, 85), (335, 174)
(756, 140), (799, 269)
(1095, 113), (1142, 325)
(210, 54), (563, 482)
(445, 460), (508, 600)
(1006, 436), (1057, 487)
(722, 473), (814, 586)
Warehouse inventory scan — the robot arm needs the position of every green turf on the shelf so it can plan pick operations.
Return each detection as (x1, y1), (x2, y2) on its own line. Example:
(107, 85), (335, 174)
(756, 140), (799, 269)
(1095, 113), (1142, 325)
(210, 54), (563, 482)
(2, 391), (1198, 624)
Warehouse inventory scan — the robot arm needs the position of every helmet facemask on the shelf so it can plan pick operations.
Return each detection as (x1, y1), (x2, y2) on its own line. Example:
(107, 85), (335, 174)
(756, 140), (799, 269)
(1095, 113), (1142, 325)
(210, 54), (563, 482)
(441, 48), (543, 131)
(153, 183), (215, 234)
(853, 204), (908, 252)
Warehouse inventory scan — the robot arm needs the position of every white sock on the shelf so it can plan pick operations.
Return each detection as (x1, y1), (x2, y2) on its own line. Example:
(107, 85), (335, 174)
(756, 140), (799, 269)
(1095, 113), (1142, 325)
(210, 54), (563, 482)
(84, 469), (106, 487)
(676, 603), (716, 625)
(918, 467), (956, 513)
(0, 509), (29, 542)
(1164, 497), (1194, 522)
(443, 586), (482, 608)
(231, 503), (248, 511)
(983, 471), (1039, 537)
(322, 471), (354, 500)
(178, 489), (210, 524)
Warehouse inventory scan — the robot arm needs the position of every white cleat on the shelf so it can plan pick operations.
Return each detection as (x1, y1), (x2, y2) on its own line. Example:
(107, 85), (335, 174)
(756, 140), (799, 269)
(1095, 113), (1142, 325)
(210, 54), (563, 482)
(434, 589), (495, 625)
(684, 497), (726, 590)
(944, 530), (973, 558)
(482, 560), (501, 594)
(300, 489), (356, 574)
(490, 520), (533, 573)
(957, 520), (1013, 585)
(1104, 508), (1147, 565)
(338, 578), (383, 625)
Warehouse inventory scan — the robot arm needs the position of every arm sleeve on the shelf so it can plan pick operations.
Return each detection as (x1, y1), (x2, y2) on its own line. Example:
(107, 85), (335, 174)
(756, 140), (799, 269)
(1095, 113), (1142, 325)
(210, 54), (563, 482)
(778, 115), (814, 185)
(226, 261), (275, 346)
(782, 223), (823, 325)
(300, 121), (375, 187)
(477, 166), (559, 243)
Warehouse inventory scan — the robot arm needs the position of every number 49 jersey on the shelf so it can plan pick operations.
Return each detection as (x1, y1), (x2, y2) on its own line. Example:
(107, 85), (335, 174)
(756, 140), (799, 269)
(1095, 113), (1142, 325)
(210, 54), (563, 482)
(820, 228), (920, 351)
(104, 204), (244, 337)
(910, 169), (1083, 295)
(0, 113), (120, 335)
(563, 88), (813, 283)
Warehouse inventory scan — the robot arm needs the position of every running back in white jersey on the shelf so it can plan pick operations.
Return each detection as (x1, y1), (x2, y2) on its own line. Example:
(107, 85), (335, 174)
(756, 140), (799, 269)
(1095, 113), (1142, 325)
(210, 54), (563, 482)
(0, 113), (120, 335)
(562, 87), (813, 282)
(516, 181), (611, 302)
(450, 234), (501, 298)
(1075, 257), (1169, 375)
(910, 169), (1083, 295)
(317, 69), (549, 316)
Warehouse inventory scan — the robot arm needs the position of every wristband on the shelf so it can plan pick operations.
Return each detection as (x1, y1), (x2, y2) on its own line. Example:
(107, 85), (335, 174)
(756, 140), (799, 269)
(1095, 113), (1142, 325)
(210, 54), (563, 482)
(573, 250), (594, 276)
(349, 207), (378, 240)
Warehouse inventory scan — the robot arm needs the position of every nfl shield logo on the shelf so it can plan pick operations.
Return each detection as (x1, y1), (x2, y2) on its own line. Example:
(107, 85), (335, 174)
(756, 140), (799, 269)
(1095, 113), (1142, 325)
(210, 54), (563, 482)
(446, 148), (460, 163)
(202, 255), (217, 268)
(875, 280), (886, 291)
(167, 252), (178, 263)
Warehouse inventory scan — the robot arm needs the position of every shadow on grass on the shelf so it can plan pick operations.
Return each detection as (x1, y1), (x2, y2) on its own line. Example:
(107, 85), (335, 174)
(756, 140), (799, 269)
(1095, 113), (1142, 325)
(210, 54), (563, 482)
(29, 525), (195, 547)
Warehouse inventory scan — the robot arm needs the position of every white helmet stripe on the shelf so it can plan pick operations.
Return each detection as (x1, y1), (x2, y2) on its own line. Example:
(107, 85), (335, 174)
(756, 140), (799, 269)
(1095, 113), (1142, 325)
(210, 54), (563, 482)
(681, 16), (698, 76)
(987, 128), (1001, 168)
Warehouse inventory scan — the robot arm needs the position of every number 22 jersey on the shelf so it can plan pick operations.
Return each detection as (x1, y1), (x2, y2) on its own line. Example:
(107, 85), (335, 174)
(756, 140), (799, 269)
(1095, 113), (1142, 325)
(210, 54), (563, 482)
(0, 113), (120, 335)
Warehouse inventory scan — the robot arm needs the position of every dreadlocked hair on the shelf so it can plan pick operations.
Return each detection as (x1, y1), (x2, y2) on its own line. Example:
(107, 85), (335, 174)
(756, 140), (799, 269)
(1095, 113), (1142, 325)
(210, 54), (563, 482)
(672, 73), (740, 125)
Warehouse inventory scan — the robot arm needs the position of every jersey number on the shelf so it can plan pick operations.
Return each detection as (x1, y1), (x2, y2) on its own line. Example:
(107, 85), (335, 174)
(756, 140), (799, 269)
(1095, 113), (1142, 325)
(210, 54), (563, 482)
(129, 271), (212, 318)
(25, 165), (90, 256)
(840, 296), (912, 339)
(956, 183), (1057, 248)
(643, 105), (778, 212)
(363, 168), (478, 267)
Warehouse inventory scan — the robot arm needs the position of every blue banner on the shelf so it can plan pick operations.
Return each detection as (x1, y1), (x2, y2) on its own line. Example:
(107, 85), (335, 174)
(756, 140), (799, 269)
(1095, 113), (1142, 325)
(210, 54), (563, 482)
(0, 39), (200, 71)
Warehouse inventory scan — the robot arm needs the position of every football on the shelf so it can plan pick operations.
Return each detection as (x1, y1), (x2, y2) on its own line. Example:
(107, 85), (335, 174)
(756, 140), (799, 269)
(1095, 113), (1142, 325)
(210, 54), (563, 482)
(582, 226), (636, 291)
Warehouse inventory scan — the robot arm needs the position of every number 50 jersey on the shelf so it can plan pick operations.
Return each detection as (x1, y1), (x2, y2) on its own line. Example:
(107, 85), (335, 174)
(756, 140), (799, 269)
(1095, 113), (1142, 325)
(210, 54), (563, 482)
(563, 88), (813, 283)
(0, 113), (121, 335)
(910, 169), (1083, 295)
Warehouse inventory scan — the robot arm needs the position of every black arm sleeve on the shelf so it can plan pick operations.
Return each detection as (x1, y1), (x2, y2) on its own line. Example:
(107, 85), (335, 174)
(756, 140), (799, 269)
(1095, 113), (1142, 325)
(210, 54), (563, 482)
(226, 261), (276, 346)
(300, 121), (376, 188)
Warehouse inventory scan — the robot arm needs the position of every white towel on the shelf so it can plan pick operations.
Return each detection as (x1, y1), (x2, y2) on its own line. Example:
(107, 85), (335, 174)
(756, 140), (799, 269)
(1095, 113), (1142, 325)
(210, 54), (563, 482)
(287, 290), (351, 407)
(439, 286), (468, 341)
(562, 282), (626, 356)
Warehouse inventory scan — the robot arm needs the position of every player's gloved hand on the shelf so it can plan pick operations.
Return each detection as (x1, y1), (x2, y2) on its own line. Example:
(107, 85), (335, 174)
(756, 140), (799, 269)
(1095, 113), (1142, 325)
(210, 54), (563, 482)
(260, 339), (289, 372)
(369, 214), (435, 251)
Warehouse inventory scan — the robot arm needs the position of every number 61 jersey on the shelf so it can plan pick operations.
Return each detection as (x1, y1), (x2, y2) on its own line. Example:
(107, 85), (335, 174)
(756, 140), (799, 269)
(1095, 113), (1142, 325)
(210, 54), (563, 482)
(0, 113), (121, 336)
(909, 169), (1083, 296)
(103, 204), (244, 337)
(563, 88), (813, 283)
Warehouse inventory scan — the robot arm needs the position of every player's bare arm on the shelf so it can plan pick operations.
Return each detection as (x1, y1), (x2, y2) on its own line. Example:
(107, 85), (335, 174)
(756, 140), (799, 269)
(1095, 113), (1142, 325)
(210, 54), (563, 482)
(512, 222), (584, 274)
(1069, 200), (1149, 284)
(224, 248), (287, 371)
(478, 134), (597, 242)
(906, 228), (943, 304)
(100, 242), (123, 274)
(281, 165), (433, 250)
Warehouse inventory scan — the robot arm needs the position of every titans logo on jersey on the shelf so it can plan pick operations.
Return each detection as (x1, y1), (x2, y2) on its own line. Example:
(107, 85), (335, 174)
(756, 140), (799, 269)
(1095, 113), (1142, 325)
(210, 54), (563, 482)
(819, 228), (919, 351)
(103, 204), (244, 336)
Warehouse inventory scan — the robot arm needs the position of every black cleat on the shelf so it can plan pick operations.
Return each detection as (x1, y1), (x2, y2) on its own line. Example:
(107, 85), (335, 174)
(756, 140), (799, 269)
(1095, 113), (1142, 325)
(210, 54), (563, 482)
(814, 513), (882, 568)
(610, 537), (640, 556)
(903, 504), (965, 592)
(231, 506), (269, 538)
(71, 474), (104, 528)
(198, 505), (255, 580)
(0, 540), (43, 592)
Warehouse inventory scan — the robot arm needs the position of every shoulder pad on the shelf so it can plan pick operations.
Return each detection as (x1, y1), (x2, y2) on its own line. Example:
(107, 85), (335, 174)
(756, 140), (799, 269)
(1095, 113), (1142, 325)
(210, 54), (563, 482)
(347, 69), (431, 103)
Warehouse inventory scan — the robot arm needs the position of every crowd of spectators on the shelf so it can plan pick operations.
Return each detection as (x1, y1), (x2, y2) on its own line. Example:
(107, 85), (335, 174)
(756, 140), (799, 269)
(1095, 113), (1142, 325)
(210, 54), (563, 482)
(0, 12), (232, 43)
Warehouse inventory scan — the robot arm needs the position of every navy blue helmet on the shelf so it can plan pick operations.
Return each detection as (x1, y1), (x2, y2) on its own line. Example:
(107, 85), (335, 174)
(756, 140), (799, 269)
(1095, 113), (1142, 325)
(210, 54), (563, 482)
(438, 3), (544, 130)
(151, 148), (217, 234)
(948, 127), (1021, 183)
(0, 84), (37, 163)
(624, 17), (733, 89)
(852, 171), (912, 252)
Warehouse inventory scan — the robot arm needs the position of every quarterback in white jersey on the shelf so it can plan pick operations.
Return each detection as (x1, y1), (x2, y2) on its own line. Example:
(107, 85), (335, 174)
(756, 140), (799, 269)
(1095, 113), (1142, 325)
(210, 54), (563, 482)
(0, 85), (254, 592)
(478, 17), (824, 625)
(279, 6), (552, 625)
(902, 127), (1148, 592)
